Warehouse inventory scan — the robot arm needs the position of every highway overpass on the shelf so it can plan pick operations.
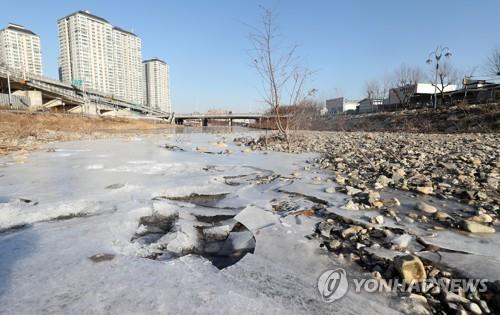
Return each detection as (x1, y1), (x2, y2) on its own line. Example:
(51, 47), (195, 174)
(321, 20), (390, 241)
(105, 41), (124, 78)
(0, 65), (170, 117)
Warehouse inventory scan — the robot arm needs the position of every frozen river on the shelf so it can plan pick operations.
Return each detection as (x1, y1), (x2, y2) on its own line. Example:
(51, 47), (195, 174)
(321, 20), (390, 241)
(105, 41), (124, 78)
(0, 131), (403, 314)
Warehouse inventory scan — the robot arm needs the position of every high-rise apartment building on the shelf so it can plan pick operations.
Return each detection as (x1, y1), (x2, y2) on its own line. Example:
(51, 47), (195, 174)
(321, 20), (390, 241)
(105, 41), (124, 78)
(143, 58), (171, 112)
(0, 23), (43, 76)
(112, 27), (143, 104)
(58, 11), (143, 104)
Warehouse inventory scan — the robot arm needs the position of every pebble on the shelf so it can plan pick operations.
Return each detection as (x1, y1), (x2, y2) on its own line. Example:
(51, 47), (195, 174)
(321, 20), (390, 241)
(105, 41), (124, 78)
(470, 213), (493, 224)
(371, 215), (384, 225)
(462, 220), (496, 234)
(416, 201), (438, 214)
(325, 187), (336, 194)
(343, 200), (359, 211)
(466, 302), (482, 314)
(416, 186), (433, 195)
(445, 291), (470, 304)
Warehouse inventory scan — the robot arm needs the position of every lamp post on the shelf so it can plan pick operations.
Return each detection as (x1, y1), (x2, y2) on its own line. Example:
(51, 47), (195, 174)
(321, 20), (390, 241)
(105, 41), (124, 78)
(426, 46), (452, 110)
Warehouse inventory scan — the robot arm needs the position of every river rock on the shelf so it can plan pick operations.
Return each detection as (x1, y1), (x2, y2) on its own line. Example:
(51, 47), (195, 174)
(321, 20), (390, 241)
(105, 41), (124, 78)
(434, 211), (450, 221)
(466, 302), (482, 314)
(394, 255), (426, 283)
(346, 186), (362, 196)
(416, 201), (437, 214)
(371, 215), (384, 225)
(343, 200), (359, 211)
(416, 186), (433, 195)
(470, 213), (493, 224)
(445, 291), (470, 304)
(461, 220), (495, 234)
(325, 187), (336, 194)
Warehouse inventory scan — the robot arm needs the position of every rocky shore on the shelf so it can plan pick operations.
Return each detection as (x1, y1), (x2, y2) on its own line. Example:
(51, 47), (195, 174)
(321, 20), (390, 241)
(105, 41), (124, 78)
(235, 131), (499, 214)
(235, 131), (500, 315)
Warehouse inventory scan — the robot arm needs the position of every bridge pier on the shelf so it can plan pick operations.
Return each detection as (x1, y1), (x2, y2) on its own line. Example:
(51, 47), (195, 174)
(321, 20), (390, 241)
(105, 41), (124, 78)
(202, 118), (208, 127)
(228, 119), (232, 127)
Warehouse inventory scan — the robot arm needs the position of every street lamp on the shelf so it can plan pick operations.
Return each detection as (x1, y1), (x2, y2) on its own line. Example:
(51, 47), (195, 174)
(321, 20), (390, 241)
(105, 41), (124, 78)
(426, 46), (452, 110)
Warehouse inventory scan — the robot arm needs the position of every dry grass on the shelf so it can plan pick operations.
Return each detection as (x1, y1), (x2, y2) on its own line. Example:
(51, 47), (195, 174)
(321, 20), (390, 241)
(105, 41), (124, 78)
(0, 111), (171, 155)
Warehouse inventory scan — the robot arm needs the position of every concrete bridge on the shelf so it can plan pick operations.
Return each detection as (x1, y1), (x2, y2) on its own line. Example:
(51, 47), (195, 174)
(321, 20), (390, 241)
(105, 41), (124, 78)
(169, 113), (276, 126)
(0, 65), (170, 117)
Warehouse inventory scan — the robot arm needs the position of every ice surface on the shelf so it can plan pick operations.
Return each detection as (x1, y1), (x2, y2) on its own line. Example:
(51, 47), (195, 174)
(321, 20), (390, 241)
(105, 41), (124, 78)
(0, 133), (402, 314)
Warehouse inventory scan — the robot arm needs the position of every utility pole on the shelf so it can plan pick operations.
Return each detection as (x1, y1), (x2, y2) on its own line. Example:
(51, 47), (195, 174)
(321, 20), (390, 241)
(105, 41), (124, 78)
(7, 70), (12, 109)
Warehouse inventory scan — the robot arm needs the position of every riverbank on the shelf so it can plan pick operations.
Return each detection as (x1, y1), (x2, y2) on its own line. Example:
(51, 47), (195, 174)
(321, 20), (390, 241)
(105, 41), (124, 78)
(0, 129), (499, 314)
(234, 130), (500, 314)
(0, 111), (172, 155)
(315, 104), (500, 133)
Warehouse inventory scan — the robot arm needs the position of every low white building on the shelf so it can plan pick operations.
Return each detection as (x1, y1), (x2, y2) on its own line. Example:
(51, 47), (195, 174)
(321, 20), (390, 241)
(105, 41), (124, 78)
(388, 83), (457, 106)
(325, 97), (359, 114)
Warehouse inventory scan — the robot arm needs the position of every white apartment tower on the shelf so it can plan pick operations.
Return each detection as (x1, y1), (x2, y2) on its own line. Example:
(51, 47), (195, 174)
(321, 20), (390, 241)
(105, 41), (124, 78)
(0, 23), (43, 75)
(143, 58), (171, 112)
(112, 27), (143, 104)
(58, 11), (143, 104)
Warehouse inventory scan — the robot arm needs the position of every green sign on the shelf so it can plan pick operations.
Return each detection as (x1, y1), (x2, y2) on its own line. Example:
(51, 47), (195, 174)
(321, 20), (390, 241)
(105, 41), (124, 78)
(71, 79), (84, 87)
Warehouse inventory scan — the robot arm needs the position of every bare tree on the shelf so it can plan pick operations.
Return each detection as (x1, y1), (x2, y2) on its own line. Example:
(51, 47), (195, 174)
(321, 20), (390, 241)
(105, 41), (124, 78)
(432, 61), (459, 106)
(250, 8), (314, 151)
(390, 64), (424, 108)
(486, 47), (500, 76)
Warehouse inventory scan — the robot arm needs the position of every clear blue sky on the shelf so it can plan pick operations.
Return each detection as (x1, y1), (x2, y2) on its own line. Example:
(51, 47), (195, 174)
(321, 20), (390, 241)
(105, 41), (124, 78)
(1, 0), (499, 112)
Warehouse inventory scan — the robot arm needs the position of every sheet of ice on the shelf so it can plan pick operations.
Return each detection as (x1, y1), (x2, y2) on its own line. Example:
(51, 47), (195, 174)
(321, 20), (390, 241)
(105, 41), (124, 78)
(0, 133), (401, 314)
(420, 229), (500, 259)
(234, 205), (280, 231)
(278, 180), (346, 206)
(417, 251), (500, 282)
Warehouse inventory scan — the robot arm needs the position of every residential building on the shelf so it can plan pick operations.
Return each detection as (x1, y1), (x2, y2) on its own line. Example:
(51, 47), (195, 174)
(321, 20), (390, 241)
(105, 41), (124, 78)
(58, 11), (143, 104)
(143, 58), (171, 112)
(325, 97), (359, 114)
(112, 27), (143, 104)
(0, 23), (43, 75)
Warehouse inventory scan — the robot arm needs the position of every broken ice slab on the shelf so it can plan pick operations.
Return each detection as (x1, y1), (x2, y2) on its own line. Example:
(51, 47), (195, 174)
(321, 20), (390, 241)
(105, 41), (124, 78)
(202, 225), (231, 241)
(417, 251), (500, 282)
(234, 206), (280, 231)
(364, 246), (403, 262)
(218, 230), (256, 255)
(277, 181), (345, 206)
(420, 229), (500, 259)
(158, 192), (229, 208)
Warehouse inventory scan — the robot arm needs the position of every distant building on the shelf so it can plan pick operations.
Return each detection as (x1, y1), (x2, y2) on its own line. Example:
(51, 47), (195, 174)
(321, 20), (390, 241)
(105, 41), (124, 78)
(325, 97), (359, 114)
(143, 58), (171, 112)
(358, 98), (384, 113)
(388, 83), (457, 107)
(112, 27), (143, 104)
(0, 23), (43, 75)
(58, 10), (143, 104)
